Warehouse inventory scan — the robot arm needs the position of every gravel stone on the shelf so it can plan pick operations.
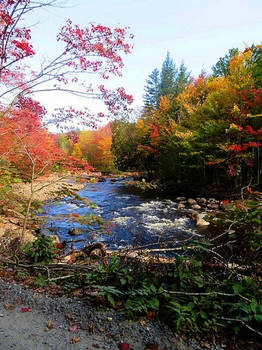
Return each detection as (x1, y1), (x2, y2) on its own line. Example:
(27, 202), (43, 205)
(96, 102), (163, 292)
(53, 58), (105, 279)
(0, 279), (226, 350)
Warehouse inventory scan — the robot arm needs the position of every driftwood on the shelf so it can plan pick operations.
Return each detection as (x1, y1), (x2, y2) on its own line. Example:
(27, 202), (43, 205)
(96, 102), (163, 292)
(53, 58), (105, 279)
(1, 238), (256, 279)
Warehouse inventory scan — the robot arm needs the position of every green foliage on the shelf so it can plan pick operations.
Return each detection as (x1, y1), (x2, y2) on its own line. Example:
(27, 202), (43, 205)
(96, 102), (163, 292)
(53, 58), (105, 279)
(212, 48), (239, 77)
(16, 269), (29, 281)
(0, 168), (22, 194)
(144, 68), (160, 108)
(35, 273), (47, 287)
(24, 235), (56, 263)
(124, 282), (160, 316)
(127, 178), (157, 192)
(160, 52), (178, 97)
(81, 246), (262, 337)
(208, 198), (262, 264)
(111, 118), (143, 171)
(143, 52), (190, 109)
(95, 285), (122, 306)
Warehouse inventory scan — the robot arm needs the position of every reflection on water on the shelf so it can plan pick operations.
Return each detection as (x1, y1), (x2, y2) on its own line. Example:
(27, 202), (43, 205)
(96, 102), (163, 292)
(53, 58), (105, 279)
(41, 178), (200, 253)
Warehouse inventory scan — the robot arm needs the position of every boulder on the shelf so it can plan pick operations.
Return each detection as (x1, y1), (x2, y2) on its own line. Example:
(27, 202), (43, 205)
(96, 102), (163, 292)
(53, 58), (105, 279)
(68, 228), (82, 235)
(177, 203), (186, 210)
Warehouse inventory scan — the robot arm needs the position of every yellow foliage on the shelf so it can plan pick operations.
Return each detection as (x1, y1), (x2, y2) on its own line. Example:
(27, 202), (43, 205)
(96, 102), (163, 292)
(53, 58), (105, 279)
(159, 95), (172, 112)
(174, 129), (193, 139)
(72, 143), (82, 159)
(228, 50), (254, 89)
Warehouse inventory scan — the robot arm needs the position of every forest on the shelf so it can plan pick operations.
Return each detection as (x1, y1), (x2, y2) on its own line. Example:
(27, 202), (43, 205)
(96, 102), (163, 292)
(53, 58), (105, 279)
(0, 1), (261, 349)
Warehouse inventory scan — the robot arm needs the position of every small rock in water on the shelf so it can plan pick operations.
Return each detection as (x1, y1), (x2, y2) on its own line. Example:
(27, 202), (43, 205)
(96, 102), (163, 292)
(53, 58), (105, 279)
(197, 197), (207, 204)
(175, 197), (186, 201)
(68, 228), (82, 235)
(207, 203), (219, 209)
(187, 198), (197, 205)
(208, 198), (217, 203)
(49, 234), (60, 244)
(177, 203), (185, 210)
(192, 204), (202, 210)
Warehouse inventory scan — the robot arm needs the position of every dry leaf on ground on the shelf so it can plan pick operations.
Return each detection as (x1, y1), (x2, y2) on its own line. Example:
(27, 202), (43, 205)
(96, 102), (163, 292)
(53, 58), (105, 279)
(72, 336), (81, 344)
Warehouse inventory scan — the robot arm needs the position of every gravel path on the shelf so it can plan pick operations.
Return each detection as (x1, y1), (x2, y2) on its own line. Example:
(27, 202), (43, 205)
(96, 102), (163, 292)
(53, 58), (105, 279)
(0, 279), (202, 350)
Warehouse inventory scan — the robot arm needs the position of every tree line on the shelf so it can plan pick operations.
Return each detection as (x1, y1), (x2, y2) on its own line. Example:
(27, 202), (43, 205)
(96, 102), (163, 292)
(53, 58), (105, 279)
(111, 46), (262, 194)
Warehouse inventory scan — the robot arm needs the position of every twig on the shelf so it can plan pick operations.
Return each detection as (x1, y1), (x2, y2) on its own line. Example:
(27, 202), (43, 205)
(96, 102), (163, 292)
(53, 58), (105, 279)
(220, 317), (262, 337)
(210, 221), (237, 242)
(48, 274), (74, 282)
(213, 240), (237, 250)
(161, 289), (251, 302)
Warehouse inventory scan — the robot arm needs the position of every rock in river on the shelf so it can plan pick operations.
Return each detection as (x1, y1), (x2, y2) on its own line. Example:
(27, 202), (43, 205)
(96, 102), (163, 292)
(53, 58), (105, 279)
(68, 228), (82, 235)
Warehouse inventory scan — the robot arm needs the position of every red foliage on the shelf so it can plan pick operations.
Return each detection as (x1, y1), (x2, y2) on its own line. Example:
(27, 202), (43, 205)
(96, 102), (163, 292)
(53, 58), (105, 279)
(236, 87), (262, 114)
(149, 123), (159, 138)
(57, 21), (132, 77)
(56, 156), (94, 173)
(227, 142), (260, 152)
(137, 144), (157, 154)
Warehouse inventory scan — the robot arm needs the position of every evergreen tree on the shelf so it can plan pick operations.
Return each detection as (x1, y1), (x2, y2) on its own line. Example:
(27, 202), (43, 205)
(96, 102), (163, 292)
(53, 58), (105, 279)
(143, 53), (190, 109)
(251, 44), (262, 88)
(212, 48), (239, 77)
(160, 51), (177, 96)
(174, 61), (191, 95)
(143, 68), (160, 108)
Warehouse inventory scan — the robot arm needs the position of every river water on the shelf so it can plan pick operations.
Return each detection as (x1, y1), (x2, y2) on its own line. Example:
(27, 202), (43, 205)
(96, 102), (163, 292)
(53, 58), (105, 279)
(41, 178), (200, 255)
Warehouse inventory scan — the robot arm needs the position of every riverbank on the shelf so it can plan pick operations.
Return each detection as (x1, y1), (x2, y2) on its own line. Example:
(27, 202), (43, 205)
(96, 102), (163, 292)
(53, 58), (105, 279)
(12, 173), (87, 202)
(0, 173), (87, 244)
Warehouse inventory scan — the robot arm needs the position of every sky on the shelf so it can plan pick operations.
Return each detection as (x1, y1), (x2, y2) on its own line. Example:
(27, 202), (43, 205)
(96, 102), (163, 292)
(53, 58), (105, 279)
(27, 0), (262, 117)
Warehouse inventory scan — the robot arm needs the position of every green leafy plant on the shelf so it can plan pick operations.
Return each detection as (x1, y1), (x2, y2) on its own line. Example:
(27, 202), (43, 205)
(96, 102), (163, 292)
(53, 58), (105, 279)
(95, 285), (122, 306)
(24, 235), (56, 263)
(35, 273), (47, 287)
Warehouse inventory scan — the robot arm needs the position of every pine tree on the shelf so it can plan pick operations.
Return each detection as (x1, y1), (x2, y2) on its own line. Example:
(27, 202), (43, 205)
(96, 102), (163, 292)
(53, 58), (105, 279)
(143, 68), (160, 108)
(160, 52), (177, 97)
(212, 48), (239, 77)
(175, 61), (191, 95)
(143, 53), (190, 109)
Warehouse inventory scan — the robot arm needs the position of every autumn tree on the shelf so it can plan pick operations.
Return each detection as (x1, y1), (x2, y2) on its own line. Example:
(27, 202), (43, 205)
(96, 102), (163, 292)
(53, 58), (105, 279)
(0, 0), (133, 177)
(71, 143), (82, 159)
(0, 0), (133, 244)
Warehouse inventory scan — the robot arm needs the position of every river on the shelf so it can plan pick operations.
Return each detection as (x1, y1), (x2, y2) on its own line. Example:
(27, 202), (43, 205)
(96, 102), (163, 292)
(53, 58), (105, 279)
(41, 178), (200, 255)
